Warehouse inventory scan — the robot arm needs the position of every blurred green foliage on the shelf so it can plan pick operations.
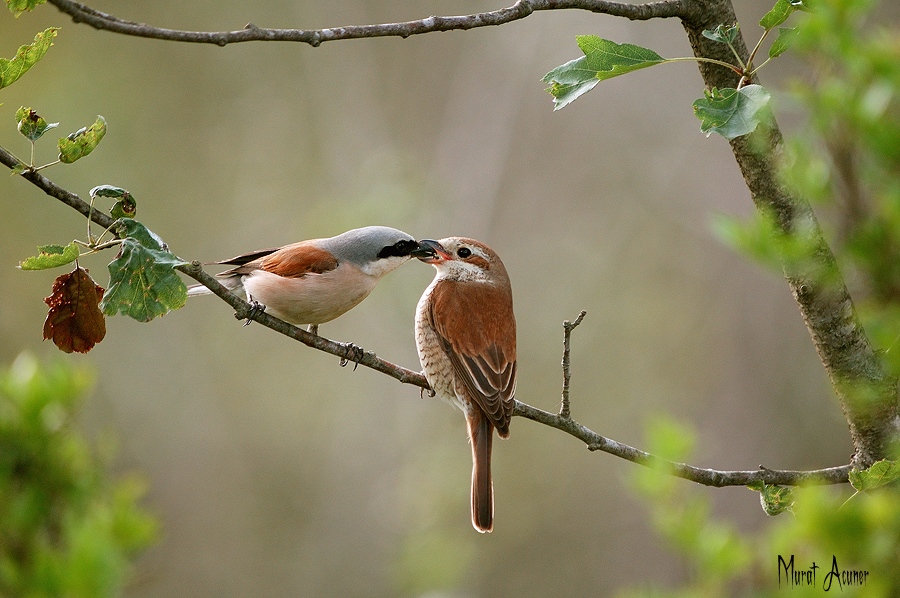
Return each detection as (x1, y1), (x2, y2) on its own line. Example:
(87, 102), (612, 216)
(626, 416), (900, 596)
(0, 353), (157, 597)
(634, 0), (900, 594)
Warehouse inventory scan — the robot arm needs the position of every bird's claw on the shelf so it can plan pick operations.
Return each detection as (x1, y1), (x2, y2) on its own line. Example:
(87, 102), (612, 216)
(420, 385), (436, 399)
(339, 342), (364, 371)
(241, 299), (266, 326)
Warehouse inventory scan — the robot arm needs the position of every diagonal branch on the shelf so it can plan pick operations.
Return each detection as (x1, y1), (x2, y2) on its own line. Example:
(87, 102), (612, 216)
(46, 0), (687, 46)
(1, 143), (851, 489)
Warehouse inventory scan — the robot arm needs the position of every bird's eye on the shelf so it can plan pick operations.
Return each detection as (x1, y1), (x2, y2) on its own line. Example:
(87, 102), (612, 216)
(457, 247), (472, 258)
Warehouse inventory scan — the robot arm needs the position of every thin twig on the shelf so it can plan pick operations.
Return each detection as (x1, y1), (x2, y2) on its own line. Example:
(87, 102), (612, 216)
(1, 146), (852, 488)
(560, 310), (587, 419)
(46, 0), (687, 46)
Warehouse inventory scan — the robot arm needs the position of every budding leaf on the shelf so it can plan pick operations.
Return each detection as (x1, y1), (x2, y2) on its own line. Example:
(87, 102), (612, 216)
(43, 266), (106, 353)
(19, 242), (80, 270)
(848, 459), (900, 492)
(769, 26), (799, 58)
(0, 28), (57, 88)
(692, 84), (771, 140)
(100, 220), (187, 322)
(748, 482), (795, 516)
(759, 0), (803, 30)
(58, 116), (107, 163)
(91, 185), (137, 219)
(7, 0), (48, 16)
(702, 24), (740, 45)
(15, 106), (58, 142)
(543, 35), (667, 110)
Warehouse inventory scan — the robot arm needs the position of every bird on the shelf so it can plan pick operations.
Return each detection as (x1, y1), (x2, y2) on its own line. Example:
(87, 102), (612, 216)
(188, 226), (432, 333)
(414, 237), (517, 533)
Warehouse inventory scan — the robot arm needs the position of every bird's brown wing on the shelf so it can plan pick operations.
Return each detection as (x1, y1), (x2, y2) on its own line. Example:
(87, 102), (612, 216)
(428, 280), (517, 436)
(215, 241), (339, 278)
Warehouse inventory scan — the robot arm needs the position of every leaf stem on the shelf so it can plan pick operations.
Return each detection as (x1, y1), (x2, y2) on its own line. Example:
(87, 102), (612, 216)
(748, 56), (773, 78)
(667, 56), (743, 76)
(31, 159), (61, 172)
(724, 42), (746, 71)
(746, 28), (771, 72)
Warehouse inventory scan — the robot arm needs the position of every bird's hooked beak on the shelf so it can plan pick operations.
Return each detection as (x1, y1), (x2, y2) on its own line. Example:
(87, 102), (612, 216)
(413, 239), (451, 263)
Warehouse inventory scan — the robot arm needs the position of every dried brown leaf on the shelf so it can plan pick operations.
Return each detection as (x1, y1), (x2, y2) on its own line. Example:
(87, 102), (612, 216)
(43, 266), (106, 353)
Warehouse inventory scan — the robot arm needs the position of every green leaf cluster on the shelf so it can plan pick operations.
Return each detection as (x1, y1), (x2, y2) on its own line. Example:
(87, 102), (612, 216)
(11, 109), (108, 173)
(629, 416), (753, 595)
(0, 353), (157, 597)
(626, 419), (900, 595)
(0, 28), (56, 89)
(100, 220), (187, 322)
(6, 0), (48, 17)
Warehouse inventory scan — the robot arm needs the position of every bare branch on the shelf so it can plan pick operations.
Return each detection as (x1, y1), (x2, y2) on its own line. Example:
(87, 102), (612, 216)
(559, 310), (587, 419)
(515, 401), (852, 486)
(47, 0), (687, 46)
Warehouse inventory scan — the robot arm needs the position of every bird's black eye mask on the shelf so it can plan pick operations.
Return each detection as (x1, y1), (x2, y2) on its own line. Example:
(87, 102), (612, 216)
(377, 239), (420, 259)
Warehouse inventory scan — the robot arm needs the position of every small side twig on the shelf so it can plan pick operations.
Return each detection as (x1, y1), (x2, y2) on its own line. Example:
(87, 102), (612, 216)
(560, 310), (587, 418)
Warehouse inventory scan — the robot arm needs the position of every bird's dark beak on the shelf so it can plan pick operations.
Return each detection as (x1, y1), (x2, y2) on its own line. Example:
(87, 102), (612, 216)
(413, 239), (450, 262)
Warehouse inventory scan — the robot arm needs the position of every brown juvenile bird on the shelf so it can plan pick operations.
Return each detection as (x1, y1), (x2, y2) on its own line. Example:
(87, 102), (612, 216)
(414, 237), (517, 533)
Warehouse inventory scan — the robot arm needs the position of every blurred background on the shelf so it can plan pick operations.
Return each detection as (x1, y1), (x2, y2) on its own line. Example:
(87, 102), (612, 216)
(1, 1), (883, 595)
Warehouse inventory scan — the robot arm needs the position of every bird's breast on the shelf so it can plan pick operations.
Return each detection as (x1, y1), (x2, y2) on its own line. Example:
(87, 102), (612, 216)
(415, 283), (469, 415)
(241, 264), (377, 325)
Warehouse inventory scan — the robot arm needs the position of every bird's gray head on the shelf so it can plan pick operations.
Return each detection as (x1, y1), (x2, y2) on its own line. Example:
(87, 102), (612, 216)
(323, 226), (429, 278)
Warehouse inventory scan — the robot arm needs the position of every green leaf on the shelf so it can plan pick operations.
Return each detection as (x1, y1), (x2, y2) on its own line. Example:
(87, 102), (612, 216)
(19, 242), (80, 270)
(114, 219), (167, 251)
(692, 84), (771, 140)
(702, 24), (740, 45)
(542, 35), (667, 110)
(91, 185), (137, 219)
(769, 26), (799, 58)
(0, 28), (57, 89)
(848, 459), (900, 492)
(15, 106), (58, 142)
(58, 116), (107, 164)
(7, 0), (48, 16)
(748, 482), (795, 516)
(100, 221), (187, 322)
(759, 0), (803, 30)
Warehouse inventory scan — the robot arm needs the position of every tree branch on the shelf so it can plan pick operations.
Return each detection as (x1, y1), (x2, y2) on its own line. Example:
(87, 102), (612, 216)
(46, 0), (687, 46)
(2, 145), (851, 488)
(679, 0), (899, 468)
(515, 401), (852, 486)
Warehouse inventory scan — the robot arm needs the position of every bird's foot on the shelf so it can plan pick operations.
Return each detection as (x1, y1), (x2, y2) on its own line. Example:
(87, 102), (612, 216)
(241, 299), (266, 326)
(339, 342), (365, 371)
(419, 379), (436, 399)
(308, 324), (319, 336)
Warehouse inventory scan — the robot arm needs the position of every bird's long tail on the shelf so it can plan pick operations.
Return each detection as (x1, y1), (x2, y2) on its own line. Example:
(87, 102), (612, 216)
(468, 411), (494, 533)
